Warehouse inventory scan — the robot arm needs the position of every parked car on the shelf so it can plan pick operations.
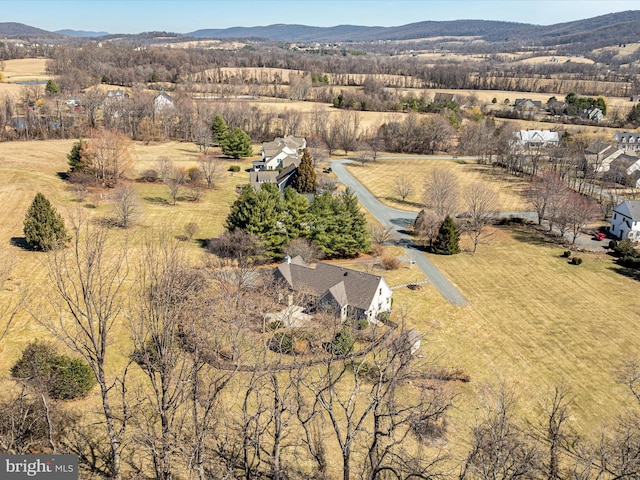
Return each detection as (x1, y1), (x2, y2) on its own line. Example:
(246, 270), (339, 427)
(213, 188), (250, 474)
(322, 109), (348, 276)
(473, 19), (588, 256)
(594, 232), (606, 241)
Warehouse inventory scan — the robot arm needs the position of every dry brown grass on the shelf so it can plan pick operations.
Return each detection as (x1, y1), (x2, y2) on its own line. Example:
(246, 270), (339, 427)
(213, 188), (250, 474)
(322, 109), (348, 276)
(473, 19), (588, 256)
(338, 224), (640, 440)
(1, 58), (49, 82)
(0, 139), (250, 375)
(346, 158), (530, 212)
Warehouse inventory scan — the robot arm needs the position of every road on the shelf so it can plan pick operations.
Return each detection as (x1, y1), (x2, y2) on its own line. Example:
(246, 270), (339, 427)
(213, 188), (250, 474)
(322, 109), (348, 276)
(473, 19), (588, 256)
(331, 159), (469, 306)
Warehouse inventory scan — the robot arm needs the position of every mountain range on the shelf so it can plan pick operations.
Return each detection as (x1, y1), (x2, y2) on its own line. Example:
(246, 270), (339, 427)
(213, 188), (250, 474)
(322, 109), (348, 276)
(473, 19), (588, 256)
(1, 10), (639, 50)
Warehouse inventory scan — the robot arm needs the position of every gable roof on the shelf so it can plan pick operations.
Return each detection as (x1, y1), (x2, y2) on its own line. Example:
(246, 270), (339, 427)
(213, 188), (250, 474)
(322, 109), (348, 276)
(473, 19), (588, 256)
(515, 130), (559, 144)
(614, 200), (640, 221)
(275, 258), (386, 312)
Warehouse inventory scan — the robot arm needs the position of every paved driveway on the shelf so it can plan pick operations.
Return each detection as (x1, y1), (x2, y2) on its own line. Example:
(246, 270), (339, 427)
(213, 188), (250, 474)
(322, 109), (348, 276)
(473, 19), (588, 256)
(332, 159), (469, 306)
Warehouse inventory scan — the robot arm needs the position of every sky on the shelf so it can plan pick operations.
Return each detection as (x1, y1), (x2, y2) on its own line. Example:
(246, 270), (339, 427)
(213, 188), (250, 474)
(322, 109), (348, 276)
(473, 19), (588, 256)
(1, 0), (639, 34)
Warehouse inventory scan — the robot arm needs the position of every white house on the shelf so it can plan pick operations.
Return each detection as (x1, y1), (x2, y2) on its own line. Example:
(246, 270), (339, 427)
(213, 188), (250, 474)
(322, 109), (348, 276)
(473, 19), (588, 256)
(614, 132), (640, 153)
(153, 91), (174, 114)
(513, 130), (560, 149)
(253, 135), (306, 171)
(274, 256), (392, 323)
(610, 200), (640, 241)
(584, 143), (623, 173)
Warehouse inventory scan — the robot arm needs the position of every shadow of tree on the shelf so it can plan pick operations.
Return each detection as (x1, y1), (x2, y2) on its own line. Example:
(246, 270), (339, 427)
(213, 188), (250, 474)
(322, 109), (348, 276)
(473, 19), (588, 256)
(381, 196), (423, 210)
(609, 265), (640, 282)
(143, 196), (169, 205)
(10, 237), (31, 250)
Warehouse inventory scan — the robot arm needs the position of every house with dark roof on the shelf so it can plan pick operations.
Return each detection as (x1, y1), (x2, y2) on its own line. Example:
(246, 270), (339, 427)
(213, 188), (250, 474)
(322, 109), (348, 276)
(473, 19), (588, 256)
(433, 92), (457, 104)
(581, 106), (604, 122)
(274, 256), (392, 323)
(249, 164), (297, 192)
(610, 200), (640, 241)
(614, 132), (640, 153)
(514, 98), (543, 111)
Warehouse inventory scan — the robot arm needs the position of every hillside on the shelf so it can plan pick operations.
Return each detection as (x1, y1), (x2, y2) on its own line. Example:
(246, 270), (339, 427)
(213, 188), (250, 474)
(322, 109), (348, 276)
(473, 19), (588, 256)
(0, 22), (63, 38)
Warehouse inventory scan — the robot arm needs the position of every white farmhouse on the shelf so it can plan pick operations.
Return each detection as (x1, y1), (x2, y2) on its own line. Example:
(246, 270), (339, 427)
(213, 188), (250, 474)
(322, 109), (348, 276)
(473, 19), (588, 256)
(610, 200), (640, 241)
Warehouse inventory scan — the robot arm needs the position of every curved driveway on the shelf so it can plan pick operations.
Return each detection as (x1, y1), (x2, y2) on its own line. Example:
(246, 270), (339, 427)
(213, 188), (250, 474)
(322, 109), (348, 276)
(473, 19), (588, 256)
(332, 159), (469, 306)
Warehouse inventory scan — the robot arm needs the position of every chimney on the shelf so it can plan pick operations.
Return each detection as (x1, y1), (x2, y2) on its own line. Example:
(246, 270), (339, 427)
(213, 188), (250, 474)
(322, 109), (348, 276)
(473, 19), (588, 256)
(284, 255), (291, 264)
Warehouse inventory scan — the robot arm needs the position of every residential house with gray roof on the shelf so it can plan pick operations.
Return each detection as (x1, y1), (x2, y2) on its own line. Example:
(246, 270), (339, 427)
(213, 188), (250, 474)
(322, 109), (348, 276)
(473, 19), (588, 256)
(274, 256), (392, 323)
(610, 200), (640, 241)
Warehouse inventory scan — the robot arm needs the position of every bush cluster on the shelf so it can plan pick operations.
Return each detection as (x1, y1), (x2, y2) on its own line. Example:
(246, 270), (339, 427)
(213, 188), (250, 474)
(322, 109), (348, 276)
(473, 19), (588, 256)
(11, 341), (96, 400)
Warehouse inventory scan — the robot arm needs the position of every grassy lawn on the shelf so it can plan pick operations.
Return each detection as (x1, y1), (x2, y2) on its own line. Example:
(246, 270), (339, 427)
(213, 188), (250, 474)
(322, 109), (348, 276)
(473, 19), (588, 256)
(346, 158), (531, 213)
(340, 227), (640, 439)
(0, 139), (253, 375)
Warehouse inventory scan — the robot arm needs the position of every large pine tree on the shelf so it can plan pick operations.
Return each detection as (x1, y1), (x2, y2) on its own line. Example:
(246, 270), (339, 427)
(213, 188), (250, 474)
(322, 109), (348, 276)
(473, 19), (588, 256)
(433, 215), (460, 255)
(23, 193), (68, 251)
(221, 127), (253, 159)
(211, 114), (228, 145)
(290, 148), (317, 194)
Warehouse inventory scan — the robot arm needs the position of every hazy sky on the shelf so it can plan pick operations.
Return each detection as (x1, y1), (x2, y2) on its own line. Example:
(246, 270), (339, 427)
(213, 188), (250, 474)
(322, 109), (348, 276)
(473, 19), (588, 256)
(1, 0), (638, 34)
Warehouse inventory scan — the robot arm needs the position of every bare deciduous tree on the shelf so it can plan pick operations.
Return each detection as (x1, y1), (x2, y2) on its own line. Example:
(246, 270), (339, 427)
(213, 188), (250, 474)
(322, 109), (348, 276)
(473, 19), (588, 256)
(461, 182), (498, 253)
(110, 183), (140, 228)
(165, 166), (186, 205)
(393, 175), (414, 202)
(424, 168), (459, 217)
(39, 218), (130, 480)
(199, 153), (224, 189)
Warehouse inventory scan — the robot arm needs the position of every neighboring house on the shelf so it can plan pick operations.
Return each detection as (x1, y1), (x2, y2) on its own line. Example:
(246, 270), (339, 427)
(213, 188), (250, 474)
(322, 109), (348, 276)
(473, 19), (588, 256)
(253, 135), (306, 171)
(581, 106), (604, 122)
(513, 130), (560, 149)
(514, 98), (542, 111)
(584, 143), (623, 173)
(433, 92), (457, 104)
(105, 89), (127, 100)
(626, 158), (640, 187)
(153, 90), (174, 113)
(614, 132), (640, 153)
(630, 96), (640, 102)
(274, 256), (393, 323)
(610, 200), (640, 241)
(249, 164), (297, 192)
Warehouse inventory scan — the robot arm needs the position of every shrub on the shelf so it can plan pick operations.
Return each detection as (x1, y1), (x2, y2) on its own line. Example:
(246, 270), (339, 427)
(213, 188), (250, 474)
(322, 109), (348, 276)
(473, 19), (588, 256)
(347, 317), (369, 331)
(411, 416), (448, 443)
(381, 254), (401, 270)
(377, 311), (391, 324)
(140, 169), (159, 182)
(618, 255), (640, 269)
(269, 332), (294, 354)
(184, 222), (199, 240)
(293, 338), (311, 355)
(562, 251), (571, 258)
(571, 257), (583, 265)
(11, 341), (96, 400)
(228, 165), (241, 172)
(613, 240), (639, 258)
(609, 240), (618, 249)
(268, 320), (284, 331)
(330, 327), (354, 356)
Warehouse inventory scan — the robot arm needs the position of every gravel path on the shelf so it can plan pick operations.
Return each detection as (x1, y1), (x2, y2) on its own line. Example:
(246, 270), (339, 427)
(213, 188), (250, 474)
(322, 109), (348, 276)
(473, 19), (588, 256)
(332, 159), (469, 306)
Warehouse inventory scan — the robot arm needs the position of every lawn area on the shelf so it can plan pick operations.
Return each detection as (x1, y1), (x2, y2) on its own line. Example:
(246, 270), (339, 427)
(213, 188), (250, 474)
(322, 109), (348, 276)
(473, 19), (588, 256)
(354, 226), (640, 439)
(0, 139), (253, 375)
(346, 158), (531, 213)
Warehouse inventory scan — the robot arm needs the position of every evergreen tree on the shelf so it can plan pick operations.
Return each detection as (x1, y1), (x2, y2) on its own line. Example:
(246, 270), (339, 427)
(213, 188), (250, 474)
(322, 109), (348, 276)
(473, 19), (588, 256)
(221, 127), (253, 158)
(309, 189), (369, 258)
(225, 183), (288, 258)
(211, 114), (229, 145)
(23, 193), (68, 251)
(290, 148), (317, 194)
(67, 139), (90, 173)
(45, 79), (60, 95)
(282, 187), (311, 239)
(433, 215), (460, 255)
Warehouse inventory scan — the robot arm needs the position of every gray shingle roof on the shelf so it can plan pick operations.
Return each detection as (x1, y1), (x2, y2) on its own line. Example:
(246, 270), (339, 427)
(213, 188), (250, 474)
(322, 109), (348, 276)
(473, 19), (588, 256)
(275, 259), (384, 311)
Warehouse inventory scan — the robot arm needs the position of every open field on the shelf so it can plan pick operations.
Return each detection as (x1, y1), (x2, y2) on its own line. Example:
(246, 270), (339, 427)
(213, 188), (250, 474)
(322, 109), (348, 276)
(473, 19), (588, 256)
(0, 139), (255, 373)
(1, 57), (49, 82)
(339, 224), (640, 439)
(346, 158), (531, 213)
